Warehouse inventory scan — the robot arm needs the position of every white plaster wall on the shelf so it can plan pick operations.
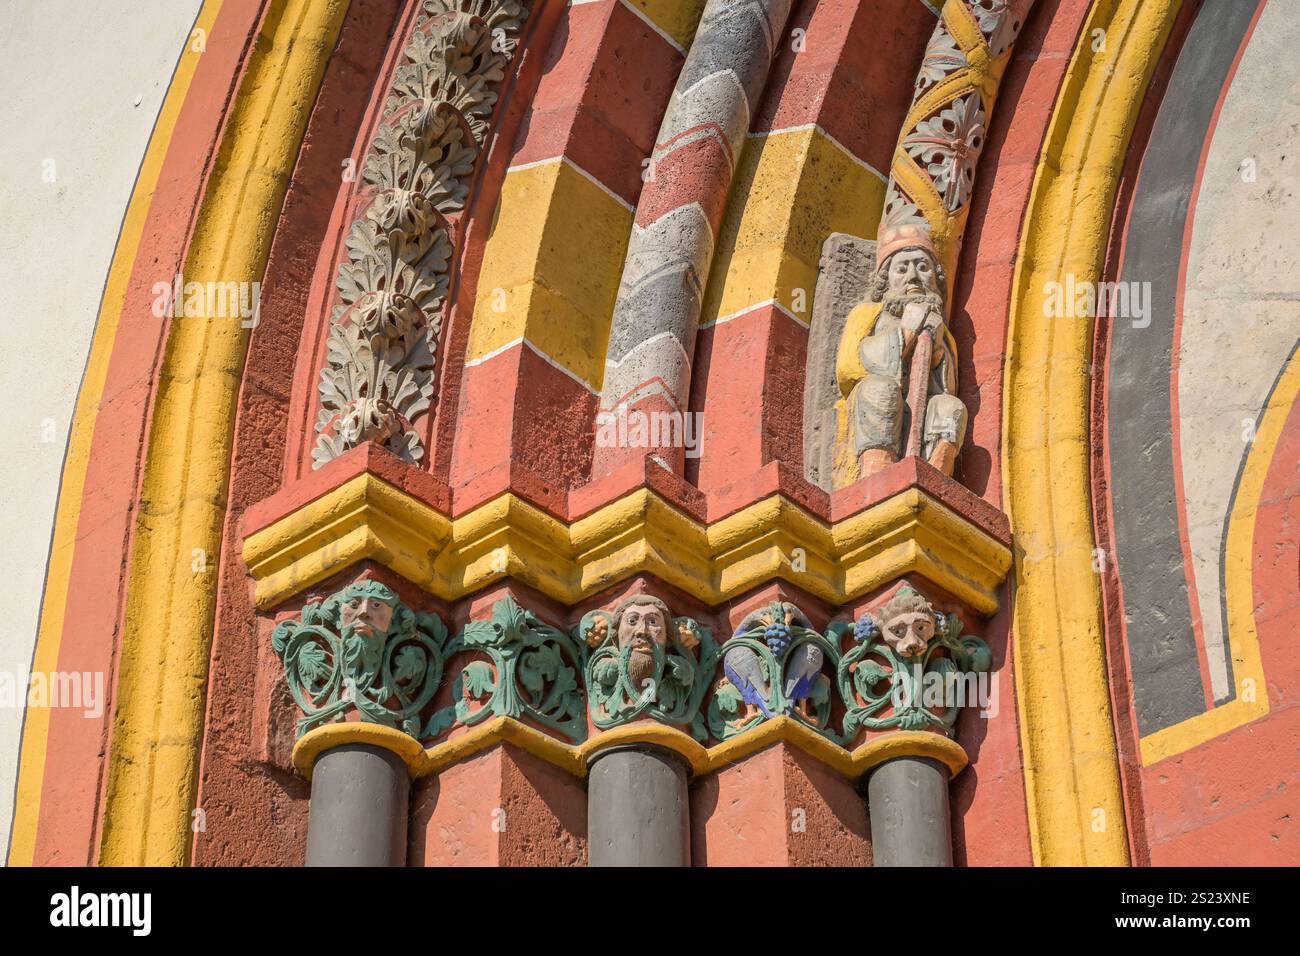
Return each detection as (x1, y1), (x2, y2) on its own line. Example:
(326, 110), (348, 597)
(1179, 3), (1300, 702)
(0, 0), (204, 857)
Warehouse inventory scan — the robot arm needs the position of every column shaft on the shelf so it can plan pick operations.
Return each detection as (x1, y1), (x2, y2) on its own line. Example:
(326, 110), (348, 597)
(867, 756), (952, 866)
(306, 743), (409, 866)
(588, 745), (690, 866)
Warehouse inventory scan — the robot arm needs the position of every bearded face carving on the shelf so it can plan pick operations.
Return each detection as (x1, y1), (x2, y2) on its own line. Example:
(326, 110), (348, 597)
(584, 595), (713, 731)
(836, 225), (968, 480)
(340, 589), (396, 639)
(614, 596), (670, 690)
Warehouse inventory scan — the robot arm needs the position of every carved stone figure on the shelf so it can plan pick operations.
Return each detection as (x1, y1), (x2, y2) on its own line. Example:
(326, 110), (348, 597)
(873, 585), (938, 659)
(583, 595), (715, 739)
(836, 224), (967, 478)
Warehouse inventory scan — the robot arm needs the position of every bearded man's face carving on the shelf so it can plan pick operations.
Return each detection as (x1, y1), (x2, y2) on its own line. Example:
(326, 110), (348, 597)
(617, 600), (668, 688)
(887, 249), (939, 297)
(881, 248), (942, 317)
(340, 594), (395, 639)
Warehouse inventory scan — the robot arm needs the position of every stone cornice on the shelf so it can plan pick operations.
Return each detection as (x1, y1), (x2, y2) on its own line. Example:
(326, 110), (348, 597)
(243, 464), (1012, 614)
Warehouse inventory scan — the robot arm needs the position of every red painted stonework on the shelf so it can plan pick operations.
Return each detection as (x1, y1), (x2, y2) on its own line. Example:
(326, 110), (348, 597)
(411, 744), (588, 867)
(31, 0), (273, 866)
(688, 306), (808, 494)
(691, 743), (871, 866)
(36, 0), (1271, 870)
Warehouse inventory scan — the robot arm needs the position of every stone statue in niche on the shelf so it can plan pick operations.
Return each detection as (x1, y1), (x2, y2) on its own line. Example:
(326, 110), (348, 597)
(836, 224), (967, 479)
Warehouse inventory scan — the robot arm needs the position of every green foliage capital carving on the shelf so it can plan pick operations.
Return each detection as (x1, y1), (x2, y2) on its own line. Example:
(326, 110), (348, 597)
(272, 580), (449, 738)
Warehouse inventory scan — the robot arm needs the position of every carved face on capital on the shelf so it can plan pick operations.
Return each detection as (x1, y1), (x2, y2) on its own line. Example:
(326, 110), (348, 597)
(883, 609), (935, 658)
(874, 586), (940, 659)
(340, 592), (396, 639)
(616, 599), (669, 659)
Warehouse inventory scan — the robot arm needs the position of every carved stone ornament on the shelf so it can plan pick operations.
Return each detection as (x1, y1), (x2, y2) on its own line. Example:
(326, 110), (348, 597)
(709, 602), (842, 743)
(426, 595), (587, 742)
(836, 225), (968, 479)
(313, 0), (529, 468)
(581, 595), (718, 741)
(839, 584), (992, 734)
(273, 583), (990, 747)
(272, 580), (449, 737)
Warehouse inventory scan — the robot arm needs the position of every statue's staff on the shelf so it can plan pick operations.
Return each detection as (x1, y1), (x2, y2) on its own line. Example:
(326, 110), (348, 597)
(904, 327), (933, 460)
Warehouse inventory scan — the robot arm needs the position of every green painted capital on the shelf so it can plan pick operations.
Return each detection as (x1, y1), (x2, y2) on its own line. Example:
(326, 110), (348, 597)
(272, 580), (448, 738)
(840, 584), (993, 735)
(580, 594), (718, 741)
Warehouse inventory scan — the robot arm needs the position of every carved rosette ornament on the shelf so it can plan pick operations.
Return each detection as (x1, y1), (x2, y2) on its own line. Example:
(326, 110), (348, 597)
(272, 580), (449, 737)
(880, 0), (1032, 261)
(580, 596), (719, 741)
(313, 0), (529, 468)
(709, 603), (843, 743)
(839, 585), (992, 735)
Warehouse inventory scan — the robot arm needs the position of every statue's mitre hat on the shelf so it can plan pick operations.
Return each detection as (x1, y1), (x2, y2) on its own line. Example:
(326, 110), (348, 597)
(876, 222), (937, 265)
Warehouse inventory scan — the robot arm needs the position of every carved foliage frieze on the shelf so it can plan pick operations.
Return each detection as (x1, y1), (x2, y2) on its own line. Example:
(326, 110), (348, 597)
(271, 582), (992, 749)
(313, 0), (528, 468)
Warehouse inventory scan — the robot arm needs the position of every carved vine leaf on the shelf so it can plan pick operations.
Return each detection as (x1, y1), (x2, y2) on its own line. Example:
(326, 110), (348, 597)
(430, 596), (587, 742)
(313, 0), (529, 470)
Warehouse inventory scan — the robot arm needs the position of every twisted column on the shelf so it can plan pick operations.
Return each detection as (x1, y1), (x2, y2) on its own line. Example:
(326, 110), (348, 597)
(594, 0), (794, 475)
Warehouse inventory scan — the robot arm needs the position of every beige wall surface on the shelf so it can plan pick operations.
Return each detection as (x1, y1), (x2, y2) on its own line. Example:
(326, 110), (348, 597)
(0, 0), (204, 857)
(1178, 3), (1300, 703)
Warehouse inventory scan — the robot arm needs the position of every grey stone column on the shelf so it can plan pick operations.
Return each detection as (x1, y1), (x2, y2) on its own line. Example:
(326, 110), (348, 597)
(866, 756), (952, 867)
(305, 743), (409, 866)
(588, 744), (690, 866)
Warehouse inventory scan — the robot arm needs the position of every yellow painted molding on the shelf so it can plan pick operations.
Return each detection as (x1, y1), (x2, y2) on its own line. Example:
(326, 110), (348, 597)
(700, 125), (887, 328)
(293, 722), (429, 780)
(243, 473), (452, 600)
(6, 0), (227, 869)
(1002, 0), (1181, 866)
(98, 0), (351, 867)
(628, 0), (707, 52)
(578, 722), (711, 775)
(243, 475), (1012, 614)
(467, 158), (631, 390)
(291, 715), (968, 783)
